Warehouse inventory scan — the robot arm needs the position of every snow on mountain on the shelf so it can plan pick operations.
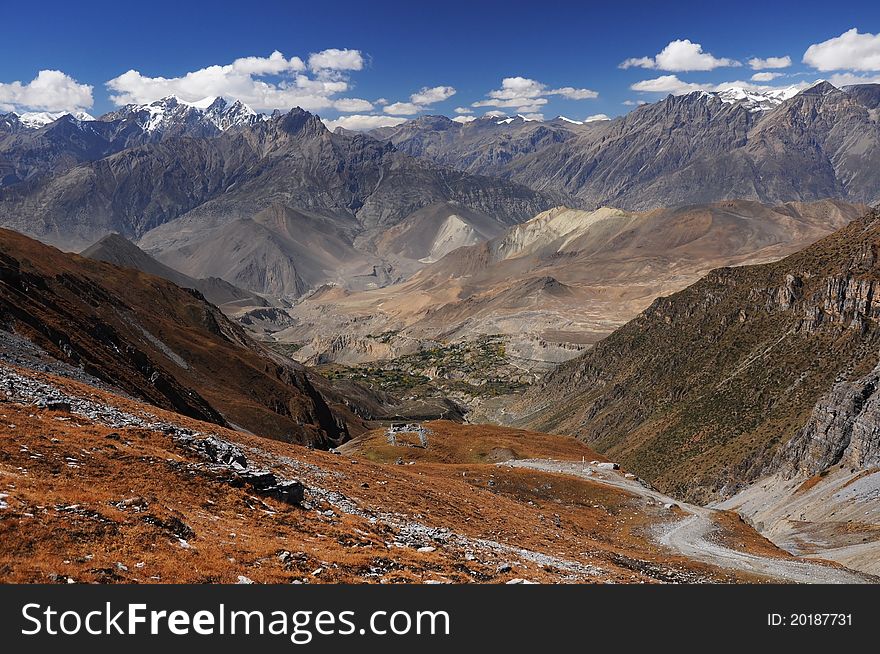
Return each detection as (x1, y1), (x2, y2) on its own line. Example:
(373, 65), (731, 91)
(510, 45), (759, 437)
(712, 85), (803, 112)
(492, 114), (544, 125)
(101, 95), (263, 134)
(557, 116), (584, 125)
(14, 110), (95, 128)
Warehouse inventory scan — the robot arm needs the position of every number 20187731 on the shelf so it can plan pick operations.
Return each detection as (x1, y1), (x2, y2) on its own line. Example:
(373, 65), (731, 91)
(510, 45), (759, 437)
(768, 613), (852, 627)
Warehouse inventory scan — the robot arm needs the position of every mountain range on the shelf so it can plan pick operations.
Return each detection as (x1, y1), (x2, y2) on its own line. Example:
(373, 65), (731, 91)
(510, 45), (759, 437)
(2, 72), (880, 582)
(370, 82), (880, 210)
(0, 103), (563, 297)
(277, 199), (866, 369)
(2, 82), (879, 302)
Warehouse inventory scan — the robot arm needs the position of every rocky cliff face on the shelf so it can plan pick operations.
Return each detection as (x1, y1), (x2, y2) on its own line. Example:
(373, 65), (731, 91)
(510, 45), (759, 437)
(506, 208), (880, 503)
(777, 359), (880, 475)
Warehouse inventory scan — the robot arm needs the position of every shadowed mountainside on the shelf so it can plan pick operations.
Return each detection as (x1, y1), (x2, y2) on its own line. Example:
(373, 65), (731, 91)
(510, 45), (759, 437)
(0, 228), (345, 446)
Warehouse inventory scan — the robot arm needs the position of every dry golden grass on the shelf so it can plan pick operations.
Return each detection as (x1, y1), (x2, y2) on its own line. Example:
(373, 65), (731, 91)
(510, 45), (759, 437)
(0, 365), (794, 584)
(795, 472), (829, 494)
(339, 420), (607, 464)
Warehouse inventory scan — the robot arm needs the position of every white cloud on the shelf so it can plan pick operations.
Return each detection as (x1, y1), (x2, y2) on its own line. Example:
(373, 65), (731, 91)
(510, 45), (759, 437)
(630, 75), (706, 94)
(827, 72), (880, 86)
(232, 51), (305, 75)
(105, 49), (369, 112)
(381, 85), (457, 116)
(584, 114), (611, 122)
(620, 39), (739, 72)
(631, 74), (812, 97)
(454, 106), (473, 114)
(804, 29), (880, 71)
(410, 85), (456, 105)
(748, 56), (791, 70)
(485, 76), (545, 100)
(321, 114), (407, 132)
(383, 101), (421, 115)
(473, 76), (597, 113)
(473, 96), (548, 111)
(751, 72), (783, 81)
(552, 86), (599, 100)
(307, 48), (364, 72)
(619, 56), (656, 70)
(0, 69), (93, 113)
(622, 99), (647, 106)
(452, 115), (476, 123)
(333, 97), (373, 112)
(483, 110), (508, 118)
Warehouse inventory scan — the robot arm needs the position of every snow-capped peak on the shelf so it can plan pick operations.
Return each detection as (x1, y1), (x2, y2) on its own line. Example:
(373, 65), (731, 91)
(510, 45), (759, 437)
(710, 85), (803, 112)
(557, 116), (584, 125)
(492, 114), (543, 125)
(107, 95), (263, 133)
(13, 110), (95, 129)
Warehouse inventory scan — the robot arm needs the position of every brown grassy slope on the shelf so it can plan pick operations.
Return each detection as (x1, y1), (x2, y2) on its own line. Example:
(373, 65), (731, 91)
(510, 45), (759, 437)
(340, 420), (608, 464)
(0, 365), (787, 583)
(509, 208), (880, 503)
(0, 228), (343, 446)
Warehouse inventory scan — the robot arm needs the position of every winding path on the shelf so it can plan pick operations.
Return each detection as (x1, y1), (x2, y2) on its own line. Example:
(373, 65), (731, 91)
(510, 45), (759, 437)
(500, 458), (875, 584)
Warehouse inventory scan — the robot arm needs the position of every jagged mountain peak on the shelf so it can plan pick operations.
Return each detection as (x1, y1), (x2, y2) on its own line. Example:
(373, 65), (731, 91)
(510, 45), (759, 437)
(100, 94), (263, 135)
(7, 110), (95, 129)
(800, 80), (840, 96)
(276, 106), (328, 136)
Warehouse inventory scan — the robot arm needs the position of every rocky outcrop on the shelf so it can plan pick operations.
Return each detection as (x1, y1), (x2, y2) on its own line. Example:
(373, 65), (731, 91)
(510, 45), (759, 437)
(777, 358), (880, 475)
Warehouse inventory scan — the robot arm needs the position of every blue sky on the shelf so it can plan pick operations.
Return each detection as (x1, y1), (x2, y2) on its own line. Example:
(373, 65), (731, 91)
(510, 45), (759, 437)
(2, 0), (880, 128)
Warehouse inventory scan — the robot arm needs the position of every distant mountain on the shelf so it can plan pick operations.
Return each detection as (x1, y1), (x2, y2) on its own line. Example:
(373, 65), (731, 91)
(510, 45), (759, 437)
(99, 95), (263, 137)
(369, 113), (593, 176)
(0, 96), (262, 188)
(713, 85), (802, 112)
(281, 199), (865, 367)
(505, 206), (880, 504)
(0, 228), (346, 446)
(81, 233), (268, 308)
(0, 107), (564, 297)
(371, 82), (880, 209)
(12, 110), (96, 129)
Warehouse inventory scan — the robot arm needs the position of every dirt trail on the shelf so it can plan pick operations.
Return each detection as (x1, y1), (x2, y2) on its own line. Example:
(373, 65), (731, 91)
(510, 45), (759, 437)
(500, 459), (875, 584)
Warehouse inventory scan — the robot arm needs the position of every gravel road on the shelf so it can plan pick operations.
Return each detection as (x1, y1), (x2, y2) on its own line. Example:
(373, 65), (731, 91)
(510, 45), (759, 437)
(500, 458), (876, 584)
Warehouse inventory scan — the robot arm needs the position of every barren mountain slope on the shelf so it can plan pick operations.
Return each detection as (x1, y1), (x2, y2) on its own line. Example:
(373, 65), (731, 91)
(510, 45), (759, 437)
(2, 364), (868, 583)
(274, 199), (864, 368)
(0, 108), (564, 299)
(81, 233), (267, 308)
(505, 207), (880, 507)
(376, 83), (880, 210)
(0, 228), (344, 446)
